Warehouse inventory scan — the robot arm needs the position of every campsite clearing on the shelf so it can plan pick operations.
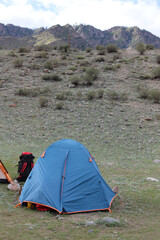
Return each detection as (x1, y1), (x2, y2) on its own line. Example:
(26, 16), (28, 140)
(0, 47), (160, 239)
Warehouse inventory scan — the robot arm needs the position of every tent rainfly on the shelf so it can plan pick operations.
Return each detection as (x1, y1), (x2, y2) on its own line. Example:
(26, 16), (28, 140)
(19, 139), (116, 214)
(0, 160), (12, 183)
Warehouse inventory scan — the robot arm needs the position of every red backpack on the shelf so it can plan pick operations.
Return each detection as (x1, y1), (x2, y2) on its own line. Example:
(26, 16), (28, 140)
(16, 152), (35, 182)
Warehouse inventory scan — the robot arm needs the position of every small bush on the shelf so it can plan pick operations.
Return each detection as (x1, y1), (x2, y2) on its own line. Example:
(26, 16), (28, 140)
(83, 67), (99, 86)
(139, 89), (160, 103)
(86, 47), (92, 53)
(86, 91), (96, 100)
(18, 47), (30, 53)
(108, 91), (128, 102)
(30, 64), (41, 70)
(13, 58), (23, 67)
(44, 61), (53, 70)
(139, 89), (150, 99)
(139, 74), (151, 80)
(77, 55), (85, 60)
(97, 89), (104, 99)
(149, 90), (160, 103)
(70, 76), (81, 86)
(156, 55), (160, 64)
(35, 45), (49, 51)
(56, 93), (67, 101)
(95, 57), (105, 62)
(79, 60), (90, 67)
(106, 44), (118, 53)
(15, 88), (39, 97)
(39, 96), (48, 108)
(35, 51), (47, 58)
(55, 102), (64, 110)
(59, 45), (69, 53)
(136, 43), (146, 55)
(8, 51), (17, 57)
(103, 65), (115, 71)
(42, 74), (62, 81)
(146, 44), (155, 50)
(152, 66), (160, 79)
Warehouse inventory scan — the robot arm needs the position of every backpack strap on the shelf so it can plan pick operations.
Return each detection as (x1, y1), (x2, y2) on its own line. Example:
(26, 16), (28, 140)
(20, 162), (27, 174)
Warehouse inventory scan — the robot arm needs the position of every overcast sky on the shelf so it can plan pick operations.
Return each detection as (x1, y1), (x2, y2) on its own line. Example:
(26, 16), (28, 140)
(0, 0), (160, 37)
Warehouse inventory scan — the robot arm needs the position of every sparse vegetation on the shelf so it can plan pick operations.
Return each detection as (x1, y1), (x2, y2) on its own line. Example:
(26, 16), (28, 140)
(0, 45), (160, 240)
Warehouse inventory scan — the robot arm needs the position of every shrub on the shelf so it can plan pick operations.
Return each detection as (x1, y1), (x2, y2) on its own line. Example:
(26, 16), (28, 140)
(77, 55), (85, 60)
(18, 47), (30, 53)
(83, 67), (99, 86)
(149, 90), (160, 103)
(56, 92), (67, 101)
(15, 88), (39, 97)
(97, 89), (104, 99)
(30, 64), (41, 70)
(39, 96), (48, 108)
(108, 91), (128, 101)
(139, 89), (160, 103)
(139, 89), (150, 99)
(85, 67), (99, 80)
(96, 45), (105, 51)
(35, 45), (49, 51)
(13, 58), (23, 67)
(85, 47), (92, 53)
(103, 65), (115, 71)
(79, 60), (90, 67)
(35, 51), (47, 58)
(139, 74), (151, 80)
(152, 66), (160, 79)
(8, 51), (17, 57)
(70, 76), (81, 86)
(156, 55), (160, 64)
(59, 45), (69, 53)
(44, 61), (53, 70)
(42, 74), (62, 81)
(55, 102), (64, 110)
(86, 91), (96, 100)
(136, 43), (146, 55)
(95, 57), (105, 62)
(106, 44), (118, 53)
(146, 44), (155, 50)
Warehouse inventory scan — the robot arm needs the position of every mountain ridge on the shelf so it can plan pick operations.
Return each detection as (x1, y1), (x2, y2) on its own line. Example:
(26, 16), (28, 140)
(0, 23), (160, 50)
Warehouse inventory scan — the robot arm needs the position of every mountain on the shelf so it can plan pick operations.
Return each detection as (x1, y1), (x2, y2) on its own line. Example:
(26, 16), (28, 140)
(0, 23), (160, 50)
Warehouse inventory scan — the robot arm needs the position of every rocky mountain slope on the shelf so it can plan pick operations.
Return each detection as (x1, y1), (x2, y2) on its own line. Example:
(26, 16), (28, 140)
(0, 23), (160, 49)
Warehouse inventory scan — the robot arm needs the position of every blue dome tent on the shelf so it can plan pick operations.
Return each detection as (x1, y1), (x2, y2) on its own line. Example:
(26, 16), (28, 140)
(19, 139), (116, 214)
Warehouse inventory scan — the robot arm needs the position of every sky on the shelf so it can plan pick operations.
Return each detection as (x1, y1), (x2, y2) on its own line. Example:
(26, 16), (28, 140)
(0, 0), (160, 37)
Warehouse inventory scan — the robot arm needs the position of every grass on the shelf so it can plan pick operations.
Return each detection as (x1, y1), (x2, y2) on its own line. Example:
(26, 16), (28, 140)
(0, 47), (160, 240)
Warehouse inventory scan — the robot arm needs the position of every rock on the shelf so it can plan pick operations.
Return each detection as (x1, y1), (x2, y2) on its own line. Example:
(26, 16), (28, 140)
(147, 177), (159, 182)
(56, 215), (64, 220)
(100, 217), (120, 225)
(85, 221), (96, 226)
(112, 185), (119, 194)
(153, 159), (160, 164)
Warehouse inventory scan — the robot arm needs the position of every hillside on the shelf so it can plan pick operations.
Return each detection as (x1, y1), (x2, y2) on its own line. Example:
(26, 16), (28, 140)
(0, 23), (160, 49)
(0, 45), (160, 239)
